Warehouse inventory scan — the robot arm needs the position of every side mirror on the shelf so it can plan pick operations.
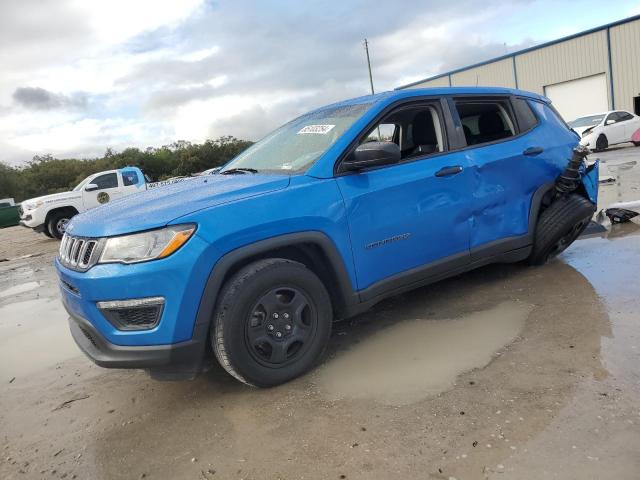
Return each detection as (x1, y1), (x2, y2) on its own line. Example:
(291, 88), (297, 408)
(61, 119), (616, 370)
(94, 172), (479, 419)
(85, 183), (99, 192)
(606, 119), (616, 125)
(342, 141), (401, 172)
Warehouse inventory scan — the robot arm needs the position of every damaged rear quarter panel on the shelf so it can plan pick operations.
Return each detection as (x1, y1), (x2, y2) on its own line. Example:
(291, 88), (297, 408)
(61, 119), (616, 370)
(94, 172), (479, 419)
(581, 160), (599, 205)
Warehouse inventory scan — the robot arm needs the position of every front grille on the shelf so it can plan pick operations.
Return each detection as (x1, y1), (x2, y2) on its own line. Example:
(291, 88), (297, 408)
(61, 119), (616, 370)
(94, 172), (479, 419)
(59, 234), (103, 272)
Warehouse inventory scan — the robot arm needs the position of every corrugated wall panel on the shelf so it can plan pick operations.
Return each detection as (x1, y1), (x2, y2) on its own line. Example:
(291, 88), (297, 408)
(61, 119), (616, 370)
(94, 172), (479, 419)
(407, 75), (451, 88)
(450, 58), (516, 88)
(610, 18), (640, 112)
(514, 30), (610, 104)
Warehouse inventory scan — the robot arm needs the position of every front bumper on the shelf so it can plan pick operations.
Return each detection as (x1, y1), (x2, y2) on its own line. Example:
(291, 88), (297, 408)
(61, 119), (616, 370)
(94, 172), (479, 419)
(67, 310), (207, 378)
(56, 232), (221, 377)
(20, 208), (45, 229)
(19, 220), (47, 233)
(67, 306), (208, 378)
(579, 135), (595, 148)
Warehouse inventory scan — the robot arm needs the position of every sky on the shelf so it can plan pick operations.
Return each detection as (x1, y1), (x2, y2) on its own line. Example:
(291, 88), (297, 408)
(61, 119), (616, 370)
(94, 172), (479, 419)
(1, 0), (639, 165)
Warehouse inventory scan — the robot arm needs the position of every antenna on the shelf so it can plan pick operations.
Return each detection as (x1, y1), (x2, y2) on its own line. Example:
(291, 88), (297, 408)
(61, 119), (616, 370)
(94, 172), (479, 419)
(363, 38), (375, 95)
(363, 38), (382, 140)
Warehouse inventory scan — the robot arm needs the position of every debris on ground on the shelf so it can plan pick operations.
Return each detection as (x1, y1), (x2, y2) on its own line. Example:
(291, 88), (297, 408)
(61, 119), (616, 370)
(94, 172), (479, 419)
(52, 395), (90, 412)
(602, 200), (640, 223)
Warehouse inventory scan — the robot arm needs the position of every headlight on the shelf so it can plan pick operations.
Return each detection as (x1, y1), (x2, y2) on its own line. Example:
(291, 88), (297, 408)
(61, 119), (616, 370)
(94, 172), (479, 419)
(582, 127), (594, 138)
(23, 200), (43, 210)
(99, 224), (196, 264)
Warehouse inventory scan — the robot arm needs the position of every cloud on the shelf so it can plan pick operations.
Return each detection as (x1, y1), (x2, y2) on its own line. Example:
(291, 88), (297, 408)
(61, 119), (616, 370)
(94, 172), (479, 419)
(12, 87), (89, 111)
(2, 0), (562, 164)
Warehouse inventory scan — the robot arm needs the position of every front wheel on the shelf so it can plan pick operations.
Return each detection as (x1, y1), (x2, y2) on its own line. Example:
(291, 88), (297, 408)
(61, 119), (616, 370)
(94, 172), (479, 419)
(528, 194), (595, 265)
(47, 212), (72, 240)
(595, 134), (608, 151)
(212, 258), (333, 387)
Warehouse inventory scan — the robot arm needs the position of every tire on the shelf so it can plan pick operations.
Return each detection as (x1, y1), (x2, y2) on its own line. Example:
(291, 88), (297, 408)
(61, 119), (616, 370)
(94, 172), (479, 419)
(212, 258), (333, 387)
(47, 212), (72, 240)
(528, 194), (595, 266)
(595, 134), (608, 151)
(42, 226), (54, 238)
(633, 141), (640, 147)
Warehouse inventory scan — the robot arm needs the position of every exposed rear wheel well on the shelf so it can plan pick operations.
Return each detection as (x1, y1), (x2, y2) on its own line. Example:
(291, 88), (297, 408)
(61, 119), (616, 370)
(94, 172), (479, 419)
(535, 183), (591, 221)
(219, 242), (349, 319)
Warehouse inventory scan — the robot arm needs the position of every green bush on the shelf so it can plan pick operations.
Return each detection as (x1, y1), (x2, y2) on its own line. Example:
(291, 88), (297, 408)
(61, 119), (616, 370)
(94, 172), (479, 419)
(0, 136), (252, 202)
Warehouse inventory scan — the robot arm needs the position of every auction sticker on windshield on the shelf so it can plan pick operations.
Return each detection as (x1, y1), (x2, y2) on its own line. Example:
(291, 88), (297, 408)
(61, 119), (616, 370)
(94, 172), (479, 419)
(297, 124), (335, 135)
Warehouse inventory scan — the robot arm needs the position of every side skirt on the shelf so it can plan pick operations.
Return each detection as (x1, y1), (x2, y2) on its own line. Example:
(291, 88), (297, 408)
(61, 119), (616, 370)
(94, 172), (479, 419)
(350, 240), (531, 317)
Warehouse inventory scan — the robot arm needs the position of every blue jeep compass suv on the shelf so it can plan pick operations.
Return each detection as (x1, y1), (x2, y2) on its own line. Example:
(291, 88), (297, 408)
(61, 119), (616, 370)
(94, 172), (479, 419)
(56, 87), (599, 386)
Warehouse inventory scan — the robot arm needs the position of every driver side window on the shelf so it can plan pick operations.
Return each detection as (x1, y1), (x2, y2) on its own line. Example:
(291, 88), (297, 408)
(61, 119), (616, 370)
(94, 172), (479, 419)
(361, 104), (445, 161)
(92, 173), (118, 190)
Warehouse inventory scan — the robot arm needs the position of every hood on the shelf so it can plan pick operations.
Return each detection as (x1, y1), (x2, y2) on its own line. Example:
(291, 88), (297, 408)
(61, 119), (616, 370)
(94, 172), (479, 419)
(572, 125), (597, 137)
(67, 174), (290, 237)
(23, 191), (82, 208)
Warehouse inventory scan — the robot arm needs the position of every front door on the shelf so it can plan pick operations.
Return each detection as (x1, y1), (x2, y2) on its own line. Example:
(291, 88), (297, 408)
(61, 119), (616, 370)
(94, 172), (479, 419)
(82, 172), (122, 209)
(335, 101), (472, 295)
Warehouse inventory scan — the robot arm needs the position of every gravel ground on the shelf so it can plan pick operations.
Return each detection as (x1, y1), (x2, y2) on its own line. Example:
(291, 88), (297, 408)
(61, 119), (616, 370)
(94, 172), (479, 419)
(1, 146), (639, 480)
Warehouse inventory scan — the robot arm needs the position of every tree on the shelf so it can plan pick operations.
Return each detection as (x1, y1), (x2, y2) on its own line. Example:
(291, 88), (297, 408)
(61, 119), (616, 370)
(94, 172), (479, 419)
(0, 136), (253, 202)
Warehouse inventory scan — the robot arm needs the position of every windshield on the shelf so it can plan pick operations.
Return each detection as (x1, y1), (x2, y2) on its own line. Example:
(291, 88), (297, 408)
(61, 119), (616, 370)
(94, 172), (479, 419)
(72, 175), (92, 191)
(220, 103), (372, 174)
(568, 114), (605, 128)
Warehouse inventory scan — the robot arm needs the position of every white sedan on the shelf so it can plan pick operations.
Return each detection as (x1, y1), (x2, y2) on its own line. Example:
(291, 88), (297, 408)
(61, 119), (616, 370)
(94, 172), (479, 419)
(568, 110), (640, 151)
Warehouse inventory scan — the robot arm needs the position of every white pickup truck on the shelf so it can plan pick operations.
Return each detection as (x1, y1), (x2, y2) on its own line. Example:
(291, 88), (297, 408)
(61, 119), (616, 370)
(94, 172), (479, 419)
(19, 167), (186, 239)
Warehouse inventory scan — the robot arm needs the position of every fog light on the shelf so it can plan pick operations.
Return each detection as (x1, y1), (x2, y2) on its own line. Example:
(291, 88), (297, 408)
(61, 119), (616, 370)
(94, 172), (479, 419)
(97, 297), (164, 331)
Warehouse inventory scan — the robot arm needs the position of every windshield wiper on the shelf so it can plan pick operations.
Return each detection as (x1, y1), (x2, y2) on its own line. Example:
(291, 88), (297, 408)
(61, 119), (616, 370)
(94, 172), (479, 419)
(220, 168), (259, 175)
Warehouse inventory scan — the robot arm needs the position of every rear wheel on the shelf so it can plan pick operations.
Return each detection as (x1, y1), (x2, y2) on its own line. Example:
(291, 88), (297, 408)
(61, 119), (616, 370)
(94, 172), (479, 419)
(47, 212), (72, 240)
(42, 227), (54, 238)
(212, 258), (332, 387)
(529, 194), (595, 265)
(595, 134), (608, 151)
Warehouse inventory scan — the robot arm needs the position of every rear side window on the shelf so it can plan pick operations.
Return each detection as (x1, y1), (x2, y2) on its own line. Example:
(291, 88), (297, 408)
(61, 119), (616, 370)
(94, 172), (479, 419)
(92, 173), (118, 190)
(122, 171), (139, 186)
(455, 100), (515, 147)
(617, 111), (634, 122)
(513, 98), (539, 132)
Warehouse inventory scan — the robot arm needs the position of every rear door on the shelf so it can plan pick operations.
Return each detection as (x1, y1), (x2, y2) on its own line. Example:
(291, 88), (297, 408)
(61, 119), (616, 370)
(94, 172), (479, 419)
(451, 96), (549, 256)
(616, 111), (639, 140)
(335, 98), (472, 296)
(120, 168), (146, 196)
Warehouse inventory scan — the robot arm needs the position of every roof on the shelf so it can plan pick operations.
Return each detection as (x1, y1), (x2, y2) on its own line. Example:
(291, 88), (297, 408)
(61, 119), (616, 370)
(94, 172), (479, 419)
(396, 13), (640, 90)
(315, 86), (547, 112)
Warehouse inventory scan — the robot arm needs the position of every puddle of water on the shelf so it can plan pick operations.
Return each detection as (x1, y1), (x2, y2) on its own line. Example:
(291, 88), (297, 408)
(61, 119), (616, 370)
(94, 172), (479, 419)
(0, 298), (79, 380)
(0, 281), (42, 298)
(314, 301), (533, 406)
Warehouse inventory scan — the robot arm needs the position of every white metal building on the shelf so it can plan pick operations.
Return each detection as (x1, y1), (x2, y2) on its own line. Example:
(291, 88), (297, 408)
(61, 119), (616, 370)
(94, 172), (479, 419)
(397, 15), (640, 123)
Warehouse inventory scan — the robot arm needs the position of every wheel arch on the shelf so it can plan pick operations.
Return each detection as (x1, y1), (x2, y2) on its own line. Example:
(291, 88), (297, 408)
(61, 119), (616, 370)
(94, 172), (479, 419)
(193, 232), (359, 341)
(44, 205), (80, 226)
(529, 176), (595, 238)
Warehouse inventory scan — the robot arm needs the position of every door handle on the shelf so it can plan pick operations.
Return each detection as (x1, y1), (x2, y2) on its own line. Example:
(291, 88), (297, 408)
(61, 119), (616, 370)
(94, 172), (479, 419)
(435, 165), (463, 177)
(523, 146), (544, 156)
